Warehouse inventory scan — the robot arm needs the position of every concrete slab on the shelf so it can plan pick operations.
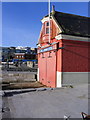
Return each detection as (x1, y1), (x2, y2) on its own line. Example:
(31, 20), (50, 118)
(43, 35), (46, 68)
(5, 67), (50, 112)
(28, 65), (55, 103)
(2, 84), (88, 118)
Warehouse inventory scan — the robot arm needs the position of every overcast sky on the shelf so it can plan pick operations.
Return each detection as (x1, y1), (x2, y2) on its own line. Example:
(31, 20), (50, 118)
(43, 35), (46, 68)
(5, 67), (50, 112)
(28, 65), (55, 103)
(2, 2), (88, 47)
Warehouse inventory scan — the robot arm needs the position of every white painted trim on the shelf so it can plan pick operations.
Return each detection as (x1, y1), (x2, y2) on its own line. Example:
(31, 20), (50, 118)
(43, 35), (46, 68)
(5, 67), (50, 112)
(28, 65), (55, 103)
(37, 68), (39, 81)
(41, 44), (49, 48)
(56, 71), (62, 87)
(41, 17), (51, 23)
(37, 44), (41, 47)
(55, 34), (63, 40)
(40, 42), (57, 49)
(51, 16), (63, 33)
(38, 25), (43, 43)
(55, 34), (89, 42)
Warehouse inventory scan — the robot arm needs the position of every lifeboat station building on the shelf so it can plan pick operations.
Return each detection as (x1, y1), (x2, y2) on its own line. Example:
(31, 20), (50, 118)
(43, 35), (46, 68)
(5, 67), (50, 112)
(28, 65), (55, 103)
(37, 6), (90, 88)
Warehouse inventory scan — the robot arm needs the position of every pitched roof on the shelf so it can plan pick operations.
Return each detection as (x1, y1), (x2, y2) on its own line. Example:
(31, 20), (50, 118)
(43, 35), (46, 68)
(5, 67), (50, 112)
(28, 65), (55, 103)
(44, 11), (90, 38)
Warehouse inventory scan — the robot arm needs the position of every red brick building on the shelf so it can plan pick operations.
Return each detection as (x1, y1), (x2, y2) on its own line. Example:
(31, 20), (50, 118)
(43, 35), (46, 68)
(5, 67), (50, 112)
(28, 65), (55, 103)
(37, 6), (90, 88)
(14, 47), (37, 61)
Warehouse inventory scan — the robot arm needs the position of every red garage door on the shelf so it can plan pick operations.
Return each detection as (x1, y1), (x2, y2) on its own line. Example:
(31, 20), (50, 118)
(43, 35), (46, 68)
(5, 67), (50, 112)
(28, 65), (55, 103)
(46, 51), (56, 87)
(39, 50), (56, 88)
(39, 52), (47, 85)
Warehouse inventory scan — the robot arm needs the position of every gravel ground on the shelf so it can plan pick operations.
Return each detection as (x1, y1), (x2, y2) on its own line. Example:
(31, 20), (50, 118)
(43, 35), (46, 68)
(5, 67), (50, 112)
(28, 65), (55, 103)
(2, 84), (88, 119)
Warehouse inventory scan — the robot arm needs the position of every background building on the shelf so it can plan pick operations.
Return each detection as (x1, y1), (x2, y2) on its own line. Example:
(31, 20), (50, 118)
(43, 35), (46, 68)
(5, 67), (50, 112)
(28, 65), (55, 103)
(2, 47), (16, 62)
(1, 46), (37, 63)
(14, 47), (37, 62)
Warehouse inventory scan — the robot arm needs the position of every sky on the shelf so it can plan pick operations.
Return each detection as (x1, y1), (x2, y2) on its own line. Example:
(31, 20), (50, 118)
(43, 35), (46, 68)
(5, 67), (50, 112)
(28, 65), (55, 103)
(2, 2), (88, 48)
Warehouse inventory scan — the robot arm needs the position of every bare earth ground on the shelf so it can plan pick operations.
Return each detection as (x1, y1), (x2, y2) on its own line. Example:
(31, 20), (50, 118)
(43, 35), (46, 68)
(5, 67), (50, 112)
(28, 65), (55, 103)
(2, 84), (88, 118)
(2, 81), (47, 90)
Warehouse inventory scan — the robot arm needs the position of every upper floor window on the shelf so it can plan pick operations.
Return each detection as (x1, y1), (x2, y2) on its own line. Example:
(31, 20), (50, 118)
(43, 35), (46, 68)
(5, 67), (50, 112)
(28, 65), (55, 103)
(46, 28), (49, 34)
(46, 22), (49, 26)
(45, 22), (50, 34)
(43, 21), (52, 35)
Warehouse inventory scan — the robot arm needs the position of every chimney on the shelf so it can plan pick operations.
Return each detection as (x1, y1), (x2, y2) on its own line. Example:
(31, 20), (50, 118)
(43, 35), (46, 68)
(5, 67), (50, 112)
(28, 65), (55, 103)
(51, 5), (55, 14)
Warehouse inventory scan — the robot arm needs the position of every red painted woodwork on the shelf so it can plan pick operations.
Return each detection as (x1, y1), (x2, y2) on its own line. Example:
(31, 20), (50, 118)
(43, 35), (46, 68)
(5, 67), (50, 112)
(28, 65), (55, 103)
(38, 20), (58, 45)
(38, 50), (56, 88)
(46, 51), (56, 87)
(56, 41), (63, 72)
(38, 53), (46, 85)
(62, 40), (89, 72)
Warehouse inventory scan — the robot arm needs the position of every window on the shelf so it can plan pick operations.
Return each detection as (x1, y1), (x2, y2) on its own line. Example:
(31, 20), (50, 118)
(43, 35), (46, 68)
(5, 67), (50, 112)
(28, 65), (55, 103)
(46, 22), (49, 26)
(45, 21), (52, 34)
(42, 53), (45, 58)
(46, 28), (49, 34)
(48, 51), (52, 58)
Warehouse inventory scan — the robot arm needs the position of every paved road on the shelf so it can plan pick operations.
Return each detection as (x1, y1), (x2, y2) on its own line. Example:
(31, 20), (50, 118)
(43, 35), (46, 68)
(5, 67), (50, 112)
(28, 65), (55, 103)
(2, 84), (88, 118)
(0, 96), (2, 120)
